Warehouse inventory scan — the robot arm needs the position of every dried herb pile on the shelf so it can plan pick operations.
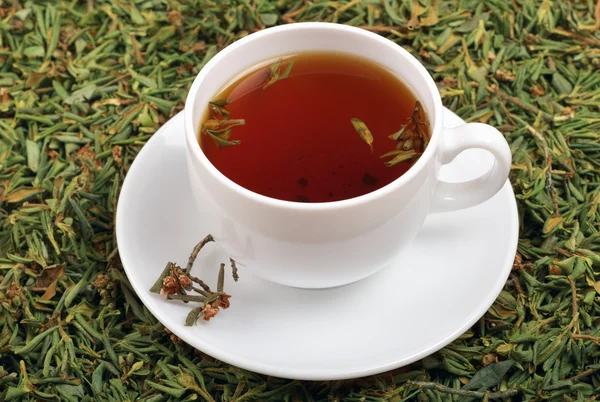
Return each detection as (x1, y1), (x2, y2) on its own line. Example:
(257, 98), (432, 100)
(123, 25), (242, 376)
(1, 0), (600, 400)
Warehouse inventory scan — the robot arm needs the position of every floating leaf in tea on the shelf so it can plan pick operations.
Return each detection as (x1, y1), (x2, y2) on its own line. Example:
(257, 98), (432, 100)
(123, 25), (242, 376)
(263, 58), (295, 89)
(382, 101), (431, 166)
(351, 118), (374, 152)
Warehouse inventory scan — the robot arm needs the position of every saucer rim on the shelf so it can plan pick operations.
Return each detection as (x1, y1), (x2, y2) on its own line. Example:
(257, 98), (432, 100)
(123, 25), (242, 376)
(116, 109), (518, 380)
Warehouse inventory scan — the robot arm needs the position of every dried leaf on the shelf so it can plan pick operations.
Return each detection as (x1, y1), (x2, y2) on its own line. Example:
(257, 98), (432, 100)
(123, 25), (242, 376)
(209, 99), (229, 107)
(185, 307), (203, 326)
(260, 13), (278, 26)
(41, 282), (58, 301)
(280, 60), (294, 79)
(206, 131), (241, 149)
(217, 263), (225, 293)
(552, 72), (573, 94)
(263, 58), (294, 89)
(407, 0), (427, 30)
(436, 33), (461, 54)
(63, 84), (96, 105)
(543, 215), (563, 234)
(420, 6), (439, 27)
(464, 360), (514, 390)
(178, 367), (202, 391)
(467, 64), (489, 82)
(351, 118), (374, 152)
(383, 150), (417, 166)
(3, 188), (45, 203)
(389, 125), (407, 141)
(456, 13), (490, 33)
(26, 140), (40, 173)
(150, 262), (173, 294)
(36, 263), (66, 294)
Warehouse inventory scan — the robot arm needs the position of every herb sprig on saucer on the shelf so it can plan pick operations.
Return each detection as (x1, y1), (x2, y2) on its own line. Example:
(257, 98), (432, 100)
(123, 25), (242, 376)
(149, 234), (239, 326)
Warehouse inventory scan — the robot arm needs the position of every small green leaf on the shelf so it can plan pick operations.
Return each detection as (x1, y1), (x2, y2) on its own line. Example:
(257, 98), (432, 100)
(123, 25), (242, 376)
(383, 150), (417, 166)
(4, 188), (45, 203)
(206, 131), (241, 149)
(209, 98), (230, 107)
(456, 13), (491, 33)
(14, 8), (32, 21)
(150, 262), (172, 294)
(26, 140), (40, 172)
(552, 72), (573, 94)
(260, 13), (278, 26)
(467, 65), (488, 82)
(24, 46), (45, 58)
(389, 125), (407, 141)
(351, 118), (374, 152)
(496, 290), (517, 309)
(63, 84), (97, 105)
(280, 61), (294, 79)
(185, 307), (203, 326)
(178, 366), (202, 391)
(464, 360), (514, 390)
(130, 70), (157, 89)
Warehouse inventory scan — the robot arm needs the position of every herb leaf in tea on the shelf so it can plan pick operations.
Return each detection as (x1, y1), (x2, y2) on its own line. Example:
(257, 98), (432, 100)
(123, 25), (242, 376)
(382, 101), (431, 166)
(351, 118), (374, 152)
(201, 105), (245, 148)
(210, 101), (232, 118)
(263, 58), (294, 89)
(381, 149), (418, 167)
(206, 130), (241, 149)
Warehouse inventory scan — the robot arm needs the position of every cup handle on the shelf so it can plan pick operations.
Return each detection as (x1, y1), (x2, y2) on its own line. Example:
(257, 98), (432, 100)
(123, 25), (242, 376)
(430, 123), (512, 214)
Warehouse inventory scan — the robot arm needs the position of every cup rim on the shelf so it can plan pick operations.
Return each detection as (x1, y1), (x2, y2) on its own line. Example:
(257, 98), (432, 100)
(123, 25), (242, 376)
(184, 22), (443, 211)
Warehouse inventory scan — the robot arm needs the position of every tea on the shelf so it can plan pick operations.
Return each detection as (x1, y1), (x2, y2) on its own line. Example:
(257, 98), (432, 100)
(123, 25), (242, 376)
(198, 51), (430, 203)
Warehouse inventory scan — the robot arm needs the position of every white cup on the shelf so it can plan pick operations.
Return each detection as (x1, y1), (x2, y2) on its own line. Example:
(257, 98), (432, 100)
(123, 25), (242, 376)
(184, 23), (511, 288)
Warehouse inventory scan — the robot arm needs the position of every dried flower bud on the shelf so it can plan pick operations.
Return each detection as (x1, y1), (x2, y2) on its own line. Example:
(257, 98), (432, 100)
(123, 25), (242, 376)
(201, 304), (220, 321)
(93, 274), (109, 289)
(215, 294), (231, 309)
(178, 274), (192, 288)
(160, 275), (180, 295)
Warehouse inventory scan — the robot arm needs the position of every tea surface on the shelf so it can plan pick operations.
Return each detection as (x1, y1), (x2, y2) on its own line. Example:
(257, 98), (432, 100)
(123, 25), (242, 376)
(199, 51), (427, 202)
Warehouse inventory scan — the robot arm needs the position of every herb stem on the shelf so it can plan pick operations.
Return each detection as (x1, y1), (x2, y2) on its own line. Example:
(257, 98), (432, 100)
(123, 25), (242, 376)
(185, 234), (215, 274)
(489, 85), (573, 122)
(568, 275), (578, 318)
(407, 381), (520, 399)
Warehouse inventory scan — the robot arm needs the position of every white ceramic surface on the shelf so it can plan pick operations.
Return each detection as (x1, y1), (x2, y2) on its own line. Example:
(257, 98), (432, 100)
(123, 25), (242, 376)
(116, 108), (518, 381)
(184, 23), (512, 288)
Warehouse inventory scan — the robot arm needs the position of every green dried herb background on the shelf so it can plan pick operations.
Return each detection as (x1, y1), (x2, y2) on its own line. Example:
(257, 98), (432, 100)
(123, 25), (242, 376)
(1, 0), (600, 400)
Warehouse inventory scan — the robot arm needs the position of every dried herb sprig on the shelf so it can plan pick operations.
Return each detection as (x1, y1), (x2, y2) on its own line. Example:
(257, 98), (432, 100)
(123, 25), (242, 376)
(262, 58), (294, 90)
(201, 103), (245, 149)
(209, 98), (232, 118)
(382, 100), (431, 166)
(352, 101), (430, 165)
(149, 235), (238, 326)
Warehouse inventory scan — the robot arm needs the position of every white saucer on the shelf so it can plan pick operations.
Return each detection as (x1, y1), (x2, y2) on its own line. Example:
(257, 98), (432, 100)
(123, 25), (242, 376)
(116, 108), (518, 380)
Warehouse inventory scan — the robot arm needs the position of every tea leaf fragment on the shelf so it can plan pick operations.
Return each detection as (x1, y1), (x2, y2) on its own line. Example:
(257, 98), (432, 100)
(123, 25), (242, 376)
(383, 150), (417, 167)
(351, 118), (374, 152)
(206, 131), (241, 149)
(263, 58), (294, 89)
(464, 360), (515, 390)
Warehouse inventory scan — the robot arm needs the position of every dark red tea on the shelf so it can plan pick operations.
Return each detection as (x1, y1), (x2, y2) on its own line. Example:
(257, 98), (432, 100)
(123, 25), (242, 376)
(199, 51), (430, 203)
